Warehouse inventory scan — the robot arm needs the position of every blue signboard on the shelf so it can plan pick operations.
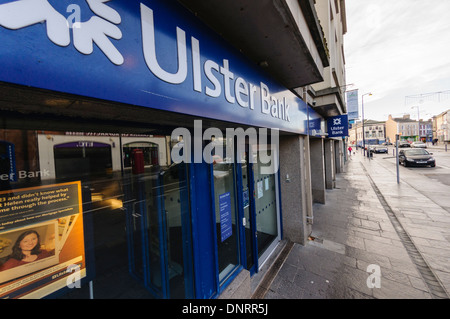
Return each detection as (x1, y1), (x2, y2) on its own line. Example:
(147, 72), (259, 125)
(327, 114), (349, 138)
(308, 107), (324, 136)
(219, 192), (232, 242)
(0, 0), (314, 134)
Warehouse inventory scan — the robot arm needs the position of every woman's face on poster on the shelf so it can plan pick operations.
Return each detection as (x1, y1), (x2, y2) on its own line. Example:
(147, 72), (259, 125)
(19, 233), (38, 251)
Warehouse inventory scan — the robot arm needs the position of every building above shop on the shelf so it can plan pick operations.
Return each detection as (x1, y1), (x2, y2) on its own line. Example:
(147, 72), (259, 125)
(177, 0), (329, 90)
(297, 0), (348, 118)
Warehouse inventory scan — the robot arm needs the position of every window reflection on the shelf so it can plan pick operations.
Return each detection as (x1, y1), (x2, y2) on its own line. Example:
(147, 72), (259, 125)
(0, 129), (192, 299)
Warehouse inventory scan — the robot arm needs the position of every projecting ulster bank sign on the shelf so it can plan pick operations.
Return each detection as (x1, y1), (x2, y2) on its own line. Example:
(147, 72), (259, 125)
(0, 0), (310, 134)
(327, 115), (349, 138)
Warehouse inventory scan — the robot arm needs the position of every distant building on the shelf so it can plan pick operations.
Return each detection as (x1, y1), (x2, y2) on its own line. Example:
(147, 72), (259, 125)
(418, 120), (433, 143)
(386, 114), (419, 143)
(349, 120), (385, 146)
(433, 110), (450, 143)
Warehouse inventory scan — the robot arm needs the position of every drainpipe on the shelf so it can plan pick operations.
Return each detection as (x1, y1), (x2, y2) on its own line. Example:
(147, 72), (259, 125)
(303, 86), (314, 225)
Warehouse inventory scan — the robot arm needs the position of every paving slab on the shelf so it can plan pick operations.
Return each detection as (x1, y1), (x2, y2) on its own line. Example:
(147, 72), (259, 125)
(265, 151), (449, 299)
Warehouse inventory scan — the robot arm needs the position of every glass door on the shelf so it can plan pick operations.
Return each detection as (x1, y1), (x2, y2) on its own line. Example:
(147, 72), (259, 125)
(238, 146), (256, 273)
(251, 145), (280, 264)
(126, 163), (193, 299)
(159, 163), (194, 298)
(210, 138), (280, 286)
(213, 162), (240, 283)
(211, 138), (241, 284)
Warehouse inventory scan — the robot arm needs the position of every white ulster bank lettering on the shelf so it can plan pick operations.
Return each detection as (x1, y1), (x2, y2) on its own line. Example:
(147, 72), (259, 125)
(140, 3), (290, 122)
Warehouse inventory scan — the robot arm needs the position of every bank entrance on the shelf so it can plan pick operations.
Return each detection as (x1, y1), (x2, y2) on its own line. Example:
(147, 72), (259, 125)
(0, 88), (282, 299)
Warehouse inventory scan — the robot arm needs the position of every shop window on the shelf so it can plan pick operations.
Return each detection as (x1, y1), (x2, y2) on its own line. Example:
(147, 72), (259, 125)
(0, 129), (193, 299)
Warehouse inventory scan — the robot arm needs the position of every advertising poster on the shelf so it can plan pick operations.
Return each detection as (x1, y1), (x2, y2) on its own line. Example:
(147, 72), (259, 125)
(0, 181), (85, 299)
(257, 181), (263, 199)
(242, 189), (249, 209)
(219, 192), (232, 242)
(346, 89), (359, 120)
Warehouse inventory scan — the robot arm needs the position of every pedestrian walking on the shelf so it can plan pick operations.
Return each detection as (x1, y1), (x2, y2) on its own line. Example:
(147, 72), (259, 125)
(348, 146), (352, 159)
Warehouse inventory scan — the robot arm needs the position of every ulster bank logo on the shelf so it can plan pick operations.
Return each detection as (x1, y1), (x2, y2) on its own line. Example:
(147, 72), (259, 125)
(0, 0), (124, 65)
(333, 118), (342, 126)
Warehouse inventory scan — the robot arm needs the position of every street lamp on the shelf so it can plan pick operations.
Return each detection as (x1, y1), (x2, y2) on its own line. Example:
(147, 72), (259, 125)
(362, 92), (372, 156)
(411, 105), (420, 142)
(411, 105), (420, 121)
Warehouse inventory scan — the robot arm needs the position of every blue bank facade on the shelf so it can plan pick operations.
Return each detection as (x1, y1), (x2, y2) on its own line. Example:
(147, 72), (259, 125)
(0, 0), (328, 299)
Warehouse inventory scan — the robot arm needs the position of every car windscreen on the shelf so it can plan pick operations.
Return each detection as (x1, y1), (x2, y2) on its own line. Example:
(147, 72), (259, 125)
(404, 149), (429, 156)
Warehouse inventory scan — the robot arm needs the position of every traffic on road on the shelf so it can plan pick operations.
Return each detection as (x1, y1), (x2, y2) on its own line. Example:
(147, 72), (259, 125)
(358, 143), (450, 186)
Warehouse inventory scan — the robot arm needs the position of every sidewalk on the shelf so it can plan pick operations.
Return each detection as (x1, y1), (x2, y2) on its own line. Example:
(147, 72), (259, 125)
(428, 144), (449, 152)
(264, 151), (450, 299)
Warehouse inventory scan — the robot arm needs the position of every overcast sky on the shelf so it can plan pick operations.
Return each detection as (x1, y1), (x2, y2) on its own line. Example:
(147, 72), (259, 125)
(344, 0), (450, 121)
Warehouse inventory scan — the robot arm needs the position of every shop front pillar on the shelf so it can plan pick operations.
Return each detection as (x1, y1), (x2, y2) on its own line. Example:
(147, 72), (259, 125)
(279, 135), (312, 245)
(324, 139), (335, 189)
(334, 139), (343, 174)
(309, 138), (325, 204)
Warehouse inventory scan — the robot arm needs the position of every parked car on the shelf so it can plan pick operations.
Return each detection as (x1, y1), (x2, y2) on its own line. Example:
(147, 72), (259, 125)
(373, 146), (388, 154)
(411, 141), (427, 148)
(398, 149), (435, 167)
(398, 142), (411, 148)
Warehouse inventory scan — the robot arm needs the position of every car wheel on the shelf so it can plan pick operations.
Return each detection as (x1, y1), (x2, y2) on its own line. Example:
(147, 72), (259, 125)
(431, 163), (436, 167)
(404, 161), (408, 167)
